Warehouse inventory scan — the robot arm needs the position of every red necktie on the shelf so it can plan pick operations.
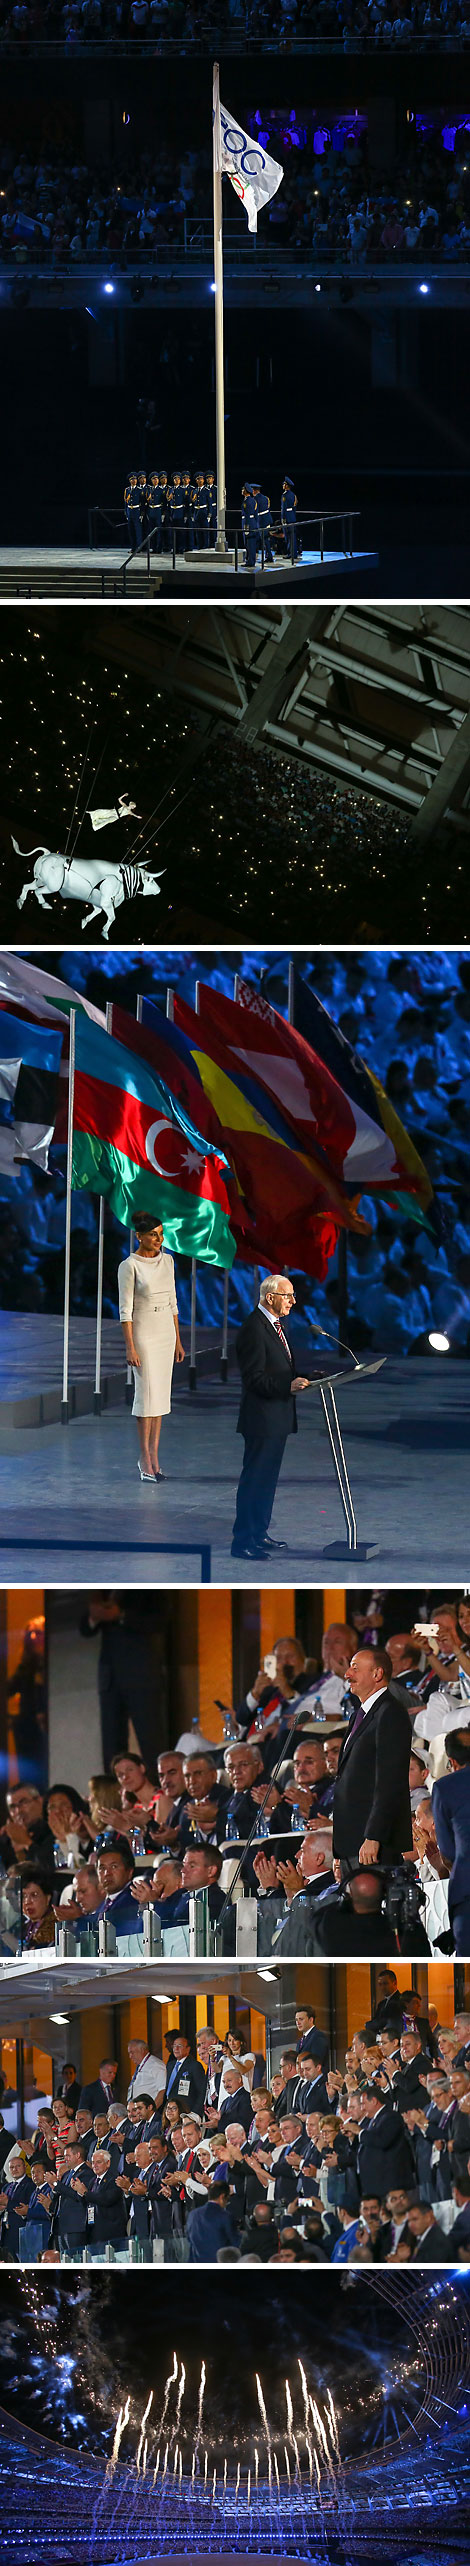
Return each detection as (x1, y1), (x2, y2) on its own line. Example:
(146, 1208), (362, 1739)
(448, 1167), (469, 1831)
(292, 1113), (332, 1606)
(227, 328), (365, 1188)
(275, 1319), (291, 1359)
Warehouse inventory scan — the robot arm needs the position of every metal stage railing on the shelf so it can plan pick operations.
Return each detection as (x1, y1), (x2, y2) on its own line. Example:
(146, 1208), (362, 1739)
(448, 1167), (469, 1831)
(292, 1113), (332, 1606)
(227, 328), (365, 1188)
(1, 243), (462, 276)
(90, 505), (361, 574)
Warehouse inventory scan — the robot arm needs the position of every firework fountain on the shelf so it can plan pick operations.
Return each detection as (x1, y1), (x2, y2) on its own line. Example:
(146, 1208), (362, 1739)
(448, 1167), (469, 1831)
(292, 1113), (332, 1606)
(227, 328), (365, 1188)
(88, 2358), (346, 2561)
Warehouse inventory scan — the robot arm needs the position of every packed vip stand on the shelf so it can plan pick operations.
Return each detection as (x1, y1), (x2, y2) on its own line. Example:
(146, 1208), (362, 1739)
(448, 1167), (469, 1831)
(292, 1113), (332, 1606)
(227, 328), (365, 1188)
(3, 1980), (470, 2265)
(2, 1602), (469, 1964)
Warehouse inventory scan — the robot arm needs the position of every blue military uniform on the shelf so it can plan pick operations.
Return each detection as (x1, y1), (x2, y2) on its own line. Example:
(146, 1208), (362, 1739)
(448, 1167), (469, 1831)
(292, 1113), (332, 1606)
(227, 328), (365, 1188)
(146, 474), (167, 552)
(281, 477), (298, 559)
(194, 477), (210, 548)
(181, 475), (194, 551)
(257, 490), (274, 563)
(124, 475), (143, 552)
(242, 484), (258, 568)
(168, 476), (186, 554)
(206, 476), (217, 542)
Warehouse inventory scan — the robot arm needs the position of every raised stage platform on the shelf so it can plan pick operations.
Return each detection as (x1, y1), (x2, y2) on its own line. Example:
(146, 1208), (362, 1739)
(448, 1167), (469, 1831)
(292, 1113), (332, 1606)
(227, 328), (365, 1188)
(0, 1328), (466, 1582)
(0, 545), (378, 599)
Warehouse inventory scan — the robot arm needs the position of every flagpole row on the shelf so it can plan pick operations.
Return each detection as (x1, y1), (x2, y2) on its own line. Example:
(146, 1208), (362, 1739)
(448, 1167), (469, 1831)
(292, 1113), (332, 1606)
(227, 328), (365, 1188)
(212, 62), (227, 556)
(123, 992), (144, 1403)
(189, 1260), (197, 1391)
(221, 1268), (229, 1380)
(94, 999), (112, 1414)
(94, 1200), (105, 1413)
(61, 1006), (76, 1424)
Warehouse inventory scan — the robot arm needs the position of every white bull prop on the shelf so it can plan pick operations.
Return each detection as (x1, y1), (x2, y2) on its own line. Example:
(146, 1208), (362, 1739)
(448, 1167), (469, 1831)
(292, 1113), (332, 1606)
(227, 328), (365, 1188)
(13, 841), (164, 939)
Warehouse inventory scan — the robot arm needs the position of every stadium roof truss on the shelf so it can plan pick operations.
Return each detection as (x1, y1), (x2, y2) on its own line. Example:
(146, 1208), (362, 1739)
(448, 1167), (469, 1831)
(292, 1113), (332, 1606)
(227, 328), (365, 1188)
(83, 603), (470, 838)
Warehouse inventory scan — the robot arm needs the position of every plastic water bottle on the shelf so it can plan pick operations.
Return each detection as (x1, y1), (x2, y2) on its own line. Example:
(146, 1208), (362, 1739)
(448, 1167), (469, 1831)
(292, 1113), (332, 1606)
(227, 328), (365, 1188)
(131, 1827), (146, 1859)
(225, 1812), (240, 1842)
(53, 1840), (64, 1871)
(253, 1809), (270, 1841)
(290, 1802), (306, 1837)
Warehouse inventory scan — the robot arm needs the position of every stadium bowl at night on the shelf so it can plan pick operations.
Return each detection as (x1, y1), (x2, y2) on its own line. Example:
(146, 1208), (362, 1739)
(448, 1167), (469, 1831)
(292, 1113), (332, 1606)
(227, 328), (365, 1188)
(0, 2274), (470, 2564)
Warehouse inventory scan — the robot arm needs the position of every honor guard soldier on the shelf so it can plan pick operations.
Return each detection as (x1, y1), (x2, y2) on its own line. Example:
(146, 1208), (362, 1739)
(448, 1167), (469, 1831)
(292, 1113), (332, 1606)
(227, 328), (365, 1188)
(157, 471), (170, 550)
(146, 473), (165, 552)
(168, 472), (185, 553)
(124, 472), (144, 551)
(194, 473), (209, 548)
(241, 483), (258, 568)
(281, 476), (298, 559)
(181, 471), (194, 551)
(256, 489), (274, 563)
(137, 470), (148, 538)
(206, 472), (217, 543)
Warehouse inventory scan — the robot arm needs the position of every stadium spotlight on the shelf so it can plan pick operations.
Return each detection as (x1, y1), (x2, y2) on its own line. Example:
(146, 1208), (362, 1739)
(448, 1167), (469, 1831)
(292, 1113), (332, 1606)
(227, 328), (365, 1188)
(103, 280), (115, 295)
(419, 281), (430, 294)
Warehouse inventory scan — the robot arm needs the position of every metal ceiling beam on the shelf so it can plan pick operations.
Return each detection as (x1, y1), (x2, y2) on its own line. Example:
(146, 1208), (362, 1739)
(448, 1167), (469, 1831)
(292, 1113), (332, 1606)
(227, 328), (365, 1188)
(235, 607), (331, 743)
(410, 704), (470, 841)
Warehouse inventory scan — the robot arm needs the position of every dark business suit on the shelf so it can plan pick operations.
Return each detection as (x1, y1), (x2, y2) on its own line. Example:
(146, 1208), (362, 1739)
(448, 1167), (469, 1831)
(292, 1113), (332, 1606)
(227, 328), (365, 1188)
(87, 2172), (129, 2250)
(79, 2077), (120, 2117)
(357, 2105), (414, 2198)
(164, 2054), (207, 2115)
(432, 1769), (470, 1954)
(232, 1306), (297, 1550)
(332, 1688), (412, 1865)
(410, 2221), (455, 2263)
(51, 2163), (95, 2247)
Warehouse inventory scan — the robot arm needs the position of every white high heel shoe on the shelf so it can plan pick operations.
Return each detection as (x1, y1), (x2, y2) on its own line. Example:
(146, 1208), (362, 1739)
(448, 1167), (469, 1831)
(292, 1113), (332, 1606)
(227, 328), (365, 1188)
(138, 1461), (154, 1481)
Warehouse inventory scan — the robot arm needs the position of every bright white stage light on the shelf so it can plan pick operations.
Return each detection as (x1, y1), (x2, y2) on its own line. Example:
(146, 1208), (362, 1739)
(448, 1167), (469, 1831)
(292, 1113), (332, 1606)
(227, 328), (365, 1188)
(315, 283), (321, 293)
(428, 1331), (450, 1352)
(419, 282), (429, 294)
(103, 281), (115, 295)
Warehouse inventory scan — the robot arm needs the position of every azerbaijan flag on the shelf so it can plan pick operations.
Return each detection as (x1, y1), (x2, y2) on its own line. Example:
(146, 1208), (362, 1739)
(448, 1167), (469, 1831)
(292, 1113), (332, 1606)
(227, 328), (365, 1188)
(71, 1013), (236, 1268)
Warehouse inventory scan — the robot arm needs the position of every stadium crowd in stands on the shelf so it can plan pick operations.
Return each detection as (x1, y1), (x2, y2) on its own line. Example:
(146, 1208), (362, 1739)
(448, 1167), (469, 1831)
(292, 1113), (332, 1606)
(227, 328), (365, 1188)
(2, 122), (470, 265)
(0, 0), (469, 47)
(2, 1597), (470, 1961)
(3, 1988), (470, 2263)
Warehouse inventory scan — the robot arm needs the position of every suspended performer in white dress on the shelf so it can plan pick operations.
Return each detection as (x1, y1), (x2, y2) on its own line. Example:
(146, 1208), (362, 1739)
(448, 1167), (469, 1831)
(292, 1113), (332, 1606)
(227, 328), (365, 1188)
(89, 795), (141, 832)
(118, 1212), (185, 1480)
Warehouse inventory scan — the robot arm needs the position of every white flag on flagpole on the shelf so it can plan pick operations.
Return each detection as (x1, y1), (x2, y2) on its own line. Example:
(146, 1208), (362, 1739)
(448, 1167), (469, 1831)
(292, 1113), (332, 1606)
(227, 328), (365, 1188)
(218, 102), (283, 234)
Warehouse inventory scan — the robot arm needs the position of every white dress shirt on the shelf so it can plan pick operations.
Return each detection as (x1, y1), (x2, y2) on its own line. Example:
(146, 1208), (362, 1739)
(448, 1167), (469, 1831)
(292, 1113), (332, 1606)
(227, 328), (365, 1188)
(127, 2052), (166, 2104)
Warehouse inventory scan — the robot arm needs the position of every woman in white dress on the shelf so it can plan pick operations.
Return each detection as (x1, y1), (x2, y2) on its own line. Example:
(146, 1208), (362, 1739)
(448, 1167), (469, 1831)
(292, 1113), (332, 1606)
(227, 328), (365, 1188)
(118, 1213), (185, 1480)
(89, 796), (141, 832)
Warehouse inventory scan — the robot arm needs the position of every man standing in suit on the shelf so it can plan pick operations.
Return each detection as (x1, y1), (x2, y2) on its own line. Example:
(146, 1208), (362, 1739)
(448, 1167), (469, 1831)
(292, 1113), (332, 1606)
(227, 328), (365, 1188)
(164, 2035), (207, 2118)
(356, 2089), (415, 2197)
(333, 1648), (412, 1870)
(51, 2142), (95, 2253)
(79, 2059), (119, 2117)
(231, 1275), (311, 1560)
(86, 2147), (129, 2254)
(432, 1733), (470, 1955)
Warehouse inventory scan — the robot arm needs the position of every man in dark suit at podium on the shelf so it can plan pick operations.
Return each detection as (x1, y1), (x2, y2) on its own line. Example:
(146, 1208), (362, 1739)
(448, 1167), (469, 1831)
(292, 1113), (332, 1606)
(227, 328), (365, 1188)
(333, 1647), (413, 1871)
(231, 1275), (311, 1560)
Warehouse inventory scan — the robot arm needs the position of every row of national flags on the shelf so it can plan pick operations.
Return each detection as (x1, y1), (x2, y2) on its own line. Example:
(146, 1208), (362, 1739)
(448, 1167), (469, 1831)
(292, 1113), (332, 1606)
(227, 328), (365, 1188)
(0, 952), (434, 1276)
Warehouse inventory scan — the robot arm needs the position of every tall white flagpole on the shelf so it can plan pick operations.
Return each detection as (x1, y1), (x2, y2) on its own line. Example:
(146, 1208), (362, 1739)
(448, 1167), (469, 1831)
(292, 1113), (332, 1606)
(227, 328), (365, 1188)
(61, 1006), (76, 1423)
(93, 1000), (112, 1414)
(212, 62), (227, 555)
